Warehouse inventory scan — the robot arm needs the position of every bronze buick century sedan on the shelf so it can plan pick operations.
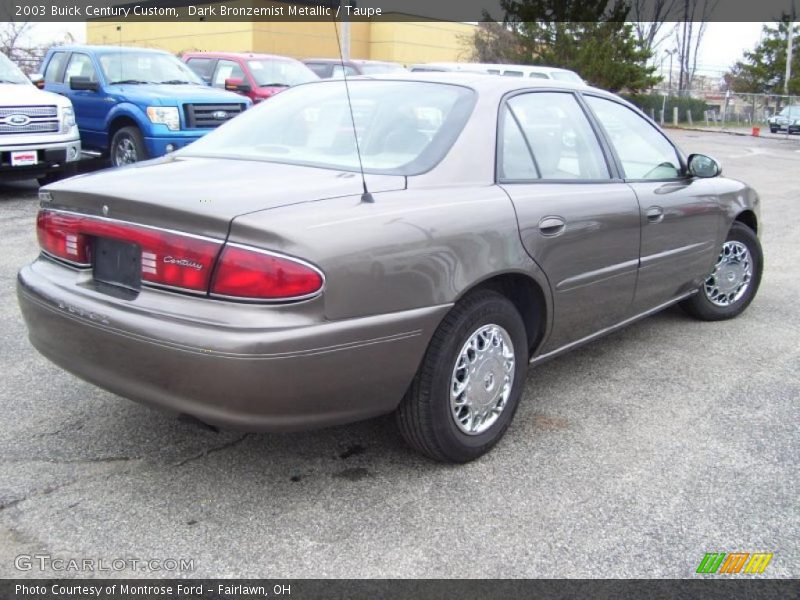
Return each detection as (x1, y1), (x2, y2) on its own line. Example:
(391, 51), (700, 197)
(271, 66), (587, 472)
(18, 73), (762, 462)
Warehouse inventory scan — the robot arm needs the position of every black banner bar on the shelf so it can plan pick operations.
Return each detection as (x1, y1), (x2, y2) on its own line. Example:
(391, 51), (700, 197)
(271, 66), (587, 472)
(1, 579), (798, 600)
(1, 0), (799, 23)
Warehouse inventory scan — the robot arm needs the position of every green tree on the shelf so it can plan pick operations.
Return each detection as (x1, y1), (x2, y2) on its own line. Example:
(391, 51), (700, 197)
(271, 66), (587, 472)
(468, 0), (658, 92)
(727, 18), (800, 95)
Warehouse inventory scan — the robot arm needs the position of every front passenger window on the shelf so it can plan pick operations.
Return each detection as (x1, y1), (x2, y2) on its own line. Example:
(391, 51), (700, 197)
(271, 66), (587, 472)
(585, 96), (681, 180)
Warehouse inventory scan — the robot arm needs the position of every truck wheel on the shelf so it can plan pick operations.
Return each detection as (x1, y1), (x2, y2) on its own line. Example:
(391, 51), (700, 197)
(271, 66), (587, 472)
(111, 126), (147, 167)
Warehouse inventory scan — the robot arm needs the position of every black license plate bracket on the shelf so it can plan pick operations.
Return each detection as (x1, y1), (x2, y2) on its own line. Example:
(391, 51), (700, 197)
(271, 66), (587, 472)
(93, 237), (141, 292)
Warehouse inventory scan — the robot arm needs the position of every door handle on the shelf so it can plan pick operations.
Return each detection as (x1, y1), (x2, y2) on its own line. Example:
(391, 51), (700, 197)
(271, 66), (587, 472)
(645, 206), (664, 223)
(538, 216), (566, 236)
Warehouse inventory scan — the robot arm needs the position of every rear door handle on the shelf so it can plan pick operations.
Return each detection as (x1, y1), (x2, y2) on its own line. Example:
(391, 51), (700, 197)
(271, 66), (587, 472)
(645, 206), (664, 223)
(538, 216), (566, 236)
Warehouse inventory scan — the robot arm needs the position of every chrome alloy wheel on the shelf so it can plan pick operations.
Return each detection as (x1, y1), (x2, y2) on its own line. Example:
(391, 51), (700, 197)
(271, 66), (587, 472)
(450, 324), (516, 435)
(114, 137), (138, 166)
(704, 241), (753, 307)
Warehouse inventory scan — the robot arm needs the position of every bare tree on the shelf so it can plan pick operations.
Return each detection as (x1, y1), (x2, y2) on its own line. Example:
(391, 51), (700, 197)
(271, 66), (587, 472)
(0, 22), (44, 74)
(672, 0), (718, 93)
(630, 0), (679, 55)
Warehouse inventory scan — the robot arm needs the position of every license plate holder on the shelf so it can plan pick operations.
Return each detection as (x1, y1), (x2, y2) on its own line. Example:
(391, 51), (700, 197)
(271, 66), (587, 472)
(93, 237), (141, 292)
(11, 151), (38, 167)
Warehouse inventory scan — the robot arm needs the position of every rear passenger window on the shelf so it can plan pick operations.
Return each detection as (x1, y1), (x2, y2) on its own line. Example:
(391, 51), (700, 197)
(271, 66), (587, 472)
(500, 92), (609, 181)
(44, 52), (67, 83)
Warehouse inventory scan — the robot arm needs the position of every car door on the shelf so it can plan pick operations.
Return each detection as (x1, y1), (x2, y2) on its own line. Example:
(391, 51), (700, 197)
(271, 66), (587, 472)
(583, 95), (722, 313)
(498, 91), (642, 353)
(62, 52), (106, 151)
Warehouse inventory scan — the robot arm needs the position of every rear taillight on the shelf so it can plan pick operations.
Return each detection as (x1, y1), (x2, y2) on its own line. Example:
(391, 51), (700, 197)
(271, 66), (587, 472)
(37, 209), (222, 292)
(37, 209), (325, 301)
(211, 244), (324, 301)
(37, 210), (91, 265)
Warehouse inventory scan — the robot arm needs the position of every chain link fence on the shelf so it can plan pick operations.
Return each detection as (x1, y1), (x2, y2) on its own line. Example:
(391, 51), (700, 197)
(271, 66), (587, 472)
(631, 89), (800, 138)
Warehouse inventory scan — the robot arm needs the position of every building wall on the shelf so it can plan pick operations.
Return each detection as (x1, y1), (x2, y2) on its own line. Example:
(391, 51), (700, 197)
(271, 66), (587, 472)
(86, 18), (474, 65)
(369, 21), (474, 64)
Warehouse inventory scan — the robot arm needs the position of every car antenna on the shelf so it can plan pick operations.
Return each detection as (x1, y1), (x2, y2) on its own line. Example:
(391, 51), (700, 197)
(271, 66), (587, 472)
(332, 4), (374, 203)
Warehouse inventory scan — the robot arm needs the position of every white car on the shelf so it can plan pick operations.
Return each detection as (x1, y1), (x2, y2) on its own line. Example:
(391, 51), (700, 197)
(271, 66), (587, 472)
(1, 53), (81, 185)
(408, 62), (585, 84)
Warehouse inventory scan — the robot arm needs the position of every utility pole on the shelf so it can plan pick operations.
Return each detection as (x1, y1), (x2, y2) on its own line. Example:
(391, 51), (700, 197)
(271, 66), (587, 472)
(785, 0), (796, 96)
(340, 0), (351, 60)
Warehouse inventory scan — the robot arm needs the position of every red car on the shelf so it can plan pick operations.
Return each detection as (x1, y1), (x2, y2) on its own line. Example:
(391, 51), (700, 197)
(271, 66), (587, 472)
(182, 52), (318, 103)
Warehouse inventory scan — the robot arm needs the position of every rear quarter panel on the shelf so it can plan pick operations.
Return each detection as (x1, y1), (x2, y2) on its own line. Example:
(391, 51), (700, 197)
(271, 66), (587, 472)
(227, 186), (551, 323)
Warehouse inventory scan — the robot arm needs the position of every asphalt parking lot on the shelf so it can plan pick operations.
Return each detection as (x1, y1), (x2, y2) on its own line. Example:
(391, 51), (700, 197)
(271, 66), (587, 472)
(0, 130), (797, 579)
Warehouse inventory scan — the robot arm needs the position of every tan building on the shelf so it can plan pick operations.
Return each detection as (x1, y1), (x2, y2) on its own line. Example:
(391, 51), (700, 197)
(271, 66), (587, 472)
(86, 4), (475, 66)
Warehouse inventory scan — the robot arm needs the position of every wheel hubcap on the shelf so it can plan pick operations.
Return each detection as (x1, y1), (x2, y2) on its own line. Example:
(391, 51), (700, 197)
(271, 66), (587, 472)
(450, 324), (515, 435)
(114, 137), (137, 166)
(704, 241), (752, 307)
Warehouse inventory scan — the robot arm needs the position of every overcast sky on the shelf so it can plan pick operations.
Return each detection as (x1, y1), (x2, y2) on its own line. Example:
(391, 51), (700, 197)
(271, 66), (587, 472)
(17, 21), (772, 76)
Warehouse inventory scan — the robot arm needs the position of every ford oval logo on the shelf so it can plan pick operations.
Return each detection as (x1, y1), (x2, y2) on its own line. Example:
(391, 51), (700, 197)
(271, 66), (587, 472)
(212, 110), (228, 120)
(4, 114), (31, 126)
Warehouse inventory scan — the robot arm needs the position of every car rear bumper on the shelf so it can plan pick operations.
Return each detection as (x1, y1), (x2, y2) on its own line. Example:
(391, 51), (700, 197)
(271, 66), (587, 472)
(18, 258), (448, 431)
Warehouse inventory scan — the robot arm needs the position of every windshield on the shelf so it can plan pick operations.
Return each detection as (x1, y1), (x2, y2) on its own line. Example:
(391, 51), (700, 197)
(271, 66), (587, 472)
(779, 106), (800, 118)
(0, 53), (31, 85)
(99, 52), (203, 85)
(179, 80), (476, 175)
(358, 63), (407, 75)
(248, 59), (317, 87)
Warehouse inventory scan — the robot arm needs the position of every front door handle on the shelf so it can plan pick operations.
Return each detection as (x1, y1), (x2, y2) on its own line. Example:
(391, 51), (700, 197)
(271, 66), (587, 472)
(645, 206), (664, 223)
(538, 216), (566, 236)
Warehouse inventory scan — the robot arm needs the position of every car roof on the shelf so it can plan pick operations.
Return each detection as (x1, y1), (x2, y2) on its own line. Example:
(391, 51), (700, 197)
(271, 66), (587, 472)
(52, 45), (170, 55)
(183, 51), (300, 62)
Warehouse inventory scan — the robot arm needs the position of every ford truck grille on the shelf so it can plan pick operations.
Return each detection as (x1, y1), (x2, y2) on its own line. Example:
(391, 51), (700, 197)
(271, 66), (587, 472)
(183, 103), (245, 129)
(0, 105), (59, 135)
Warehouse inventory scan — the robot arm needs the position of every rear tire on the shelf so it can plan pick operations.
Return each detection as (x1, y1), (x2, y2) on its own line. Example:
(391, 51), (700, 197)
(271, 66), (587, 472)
(680, 222), (762, 321)
(396, 290), (528, 463)
(110, 126), (147, 167)
(770, 127), (778, 134)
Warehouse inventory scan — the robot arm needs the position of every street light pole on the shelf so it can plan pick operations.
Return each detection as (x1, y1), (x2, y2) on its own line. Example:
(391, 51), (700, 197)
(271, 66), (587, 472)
(785, 0), (796, 96)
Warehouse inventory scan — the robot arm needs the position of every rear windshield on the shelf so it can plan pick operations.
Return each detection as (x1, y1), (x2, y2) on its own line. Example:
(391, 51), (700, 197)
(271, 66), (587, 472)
(179, 80), (476, 175)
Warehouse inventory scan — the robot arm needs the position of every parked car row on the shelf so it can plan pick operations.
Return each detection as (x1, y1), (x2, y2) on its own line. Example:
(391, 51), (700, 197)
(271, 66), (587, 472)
(2, 45), (589, 183)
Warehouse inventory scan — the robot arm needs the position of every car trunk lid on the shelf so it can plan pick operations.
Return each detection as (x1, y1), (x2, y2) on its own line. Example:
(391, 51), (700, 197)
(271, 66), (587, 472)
(44, 155), (406, 239)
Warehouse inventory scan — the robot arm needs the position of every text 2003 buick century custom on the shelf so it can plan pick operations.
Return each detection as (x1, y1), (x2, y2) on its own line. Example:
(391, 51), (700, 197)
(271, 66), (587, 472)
(18, 74), (762, 462)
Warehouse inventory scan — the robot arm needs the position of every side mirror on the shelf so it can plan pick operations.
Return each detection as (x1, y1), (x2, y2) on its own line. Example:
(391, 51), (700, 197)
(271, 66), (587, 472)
(687, 153), (721, 178)
(69, 76), (99, 91)
(30, 73), (45, 89)
(224, 77), (250, 93)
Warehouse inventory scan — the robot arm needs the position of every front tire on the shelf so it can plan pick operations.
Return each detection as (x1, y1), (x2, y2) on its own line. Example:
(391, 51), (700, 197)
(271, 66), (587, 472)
(396, 290), (528, 463)
(110, 126), (147, 167)
(680, 222), (762, 321)
(770, 127), (779, 134)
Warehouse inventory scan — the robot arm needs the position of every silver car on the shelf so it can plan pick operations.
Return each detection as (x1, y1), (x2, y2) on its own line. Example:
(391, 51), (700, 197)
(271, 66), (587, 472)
(18, 73), (762, 462)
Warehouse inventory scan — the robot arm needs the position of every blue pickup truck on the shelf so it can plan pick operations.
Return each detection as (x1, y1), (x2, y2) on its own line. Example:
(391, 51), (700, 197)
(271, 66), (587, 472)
(38, 45), (250, 166)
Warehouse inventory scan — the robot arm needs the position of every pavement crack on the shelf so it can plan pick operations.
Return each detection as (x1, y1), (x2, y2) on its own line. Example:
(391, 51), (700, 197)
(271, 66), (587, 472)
(172, 434), (250, 467)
